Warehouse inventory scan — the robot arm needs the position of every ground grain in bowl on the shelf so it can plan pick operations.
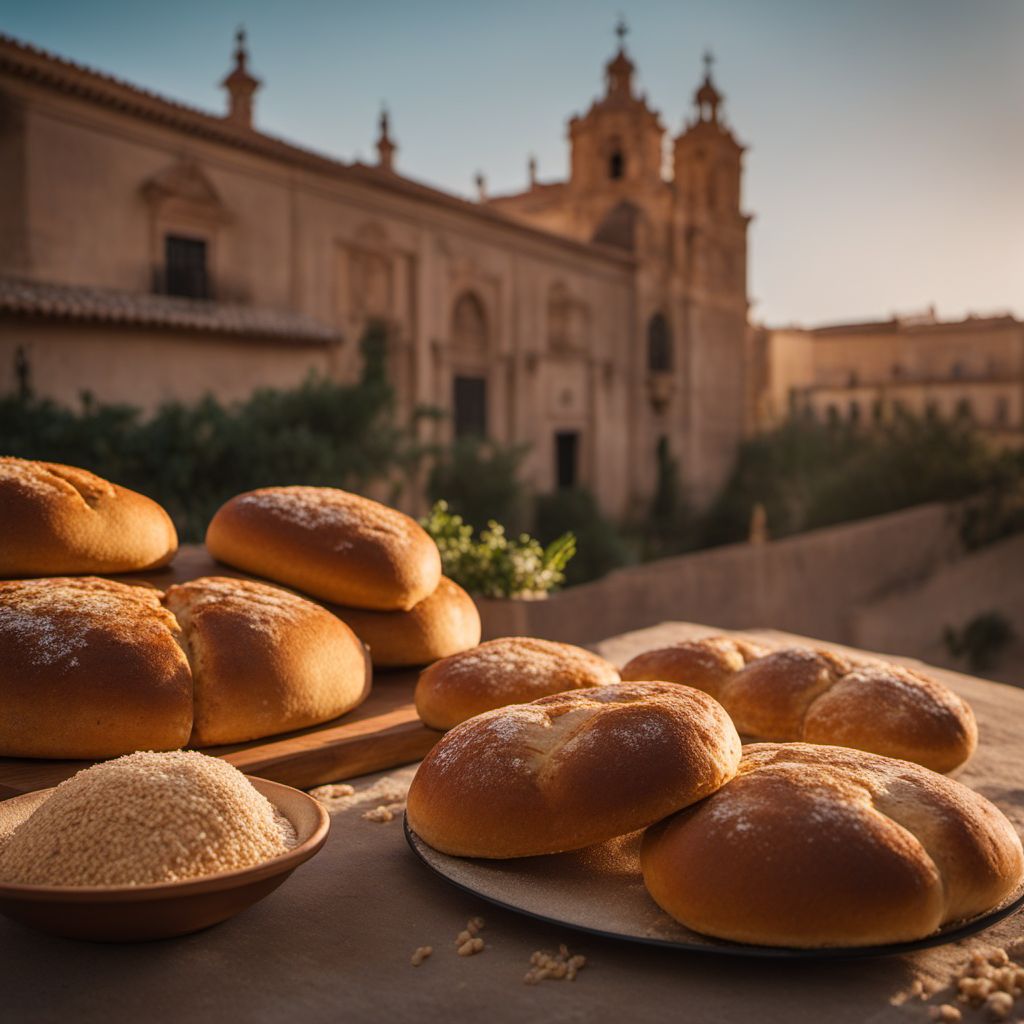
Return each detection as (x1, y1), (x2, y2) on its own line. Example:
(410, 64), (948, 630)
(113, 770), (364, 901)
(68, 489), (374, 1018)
(0, 751), (296, 887)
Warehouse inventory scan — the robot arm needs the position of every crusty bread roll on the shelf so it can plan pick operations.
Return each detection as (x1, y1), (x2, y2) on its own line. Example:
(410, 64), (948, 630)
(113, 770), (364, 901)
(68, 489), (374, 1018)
(327, 576), (480, 669)
(621, 636), (977, 773)
(415, 636), (621, 730)
(641, 743), (1024, 948)
(0, 575), (372, 758)
(164, 576), (371, 746)
(0, 577), (192, 758)
(206, 486), (441, 611)
(407, 681), (742, 858)
(0, 457), (177, 577)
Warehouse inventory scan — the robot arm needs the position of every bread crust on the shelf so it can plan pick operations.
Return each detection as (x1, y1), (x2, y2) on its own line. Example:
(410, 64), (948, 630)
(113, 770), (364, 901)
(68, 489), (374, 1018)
(641, 743), (1024, 948)
(621, 636), (977, 772)
(164, 576), (371, 746)
(206, 486), (441, 611)
(407, 681), (742, 858)
(0, 577), (192, 757)
(415, 636), (621, 730)
(328, 577), (481, 669)
(0, 457), (177, 577)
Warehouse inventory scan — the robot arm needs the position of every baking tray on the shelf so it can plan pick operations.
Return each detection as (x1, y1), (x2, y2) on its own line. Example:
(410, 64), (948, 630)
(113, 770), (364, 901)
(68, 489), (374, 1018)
(405, 817), (1024, 959)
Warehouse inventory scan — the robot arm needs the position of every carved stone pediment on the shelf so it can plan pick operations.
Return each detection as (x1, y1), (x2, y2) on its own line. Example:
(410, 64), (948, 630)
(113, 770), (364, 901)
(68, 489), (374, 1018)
(142, 159), (231, 222)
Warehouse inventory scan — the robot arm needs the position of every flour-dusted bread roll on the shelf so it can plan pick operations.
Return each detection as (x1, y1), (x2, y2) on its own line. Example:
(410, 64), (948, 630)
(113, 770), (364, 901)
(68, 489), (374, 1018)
(641, 743), (1024, 948)
(206, 486), (441, 611)
(415, 636), (621, 730)
(0, 457), (177, 577)
(622, 636), (977, 772)
(328, 576), (480, 669)
(407, 681), (742, 858)
(0, 577), (192, 758)
(164, 576), (371, 746)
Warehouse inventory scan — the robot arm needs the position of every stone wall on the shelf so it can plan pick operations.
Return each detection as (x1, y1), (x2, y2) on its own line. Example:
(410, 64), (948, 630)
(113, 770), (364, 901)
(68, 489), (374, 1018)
(477, 502), (964, 647)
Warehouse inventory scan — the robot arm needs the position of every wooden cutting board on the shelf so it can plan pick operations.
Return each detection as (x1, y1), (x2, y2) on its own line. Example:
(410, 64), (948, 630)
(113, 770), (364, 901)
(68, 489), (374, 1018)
(0, 669), (439, 800)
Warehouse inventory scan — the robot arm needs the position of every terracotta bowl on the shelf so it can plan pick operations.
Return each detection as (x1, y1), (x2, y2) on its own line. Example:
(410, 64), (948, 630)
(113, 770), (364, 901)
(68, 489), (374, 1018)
(0, 776), (330, 942)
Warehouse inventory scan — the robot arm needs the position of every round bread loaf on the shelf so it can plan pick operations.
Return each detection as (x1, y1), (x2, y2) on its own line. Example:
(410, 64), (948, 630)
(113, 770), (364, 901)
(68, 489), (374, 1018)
(164, 576), (371, 746)
(407, 681), (742, 858)
(415, 636), (621, 730)
(621, 636), (977, 772)
(328, 576), (481, 669)
(0, 577), (192, 758)
(0, 457), (177, 577)
(641, 743), (1024, 948)
(206, 486), (441, 611)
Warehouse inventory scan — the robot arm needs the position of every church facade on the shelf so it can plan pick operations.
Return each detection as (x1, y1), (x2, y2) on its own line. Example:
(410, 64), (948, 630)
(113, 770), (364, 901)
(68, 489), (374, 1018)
(0, 27), (753, 516)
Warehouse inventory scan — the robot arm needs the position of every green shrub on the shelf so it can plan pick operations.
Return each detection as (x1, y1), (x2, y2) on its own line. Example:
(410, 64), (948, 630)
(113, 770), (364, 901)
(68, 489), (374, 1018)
(533, 487), (630, 586)
(427, 435), (530, 534)
(421, 500), (575, 598)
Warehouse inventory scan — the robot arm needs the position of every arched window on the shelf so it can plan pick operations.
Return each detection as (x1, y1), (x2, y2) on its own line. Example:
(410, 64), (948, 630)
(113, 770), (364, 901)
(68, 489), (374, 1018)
(647, 313), (672, 373)
(609, 150), (625, 180)
(451, 291), (487, 351)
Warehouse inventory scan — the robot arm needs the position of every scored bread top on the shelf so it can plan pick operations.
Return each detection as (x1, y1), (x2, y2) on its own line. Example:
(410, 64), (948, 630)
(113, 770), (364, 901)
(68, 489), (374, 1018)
(415, 635), (620, 730)
(407, 681), (742, 858)
(641, 742), (1024, 948)
(206, 486), (442, 611)
(621, 636), (977, 772)
(0, 457), (177, 577)
(0, 577), (192, 758)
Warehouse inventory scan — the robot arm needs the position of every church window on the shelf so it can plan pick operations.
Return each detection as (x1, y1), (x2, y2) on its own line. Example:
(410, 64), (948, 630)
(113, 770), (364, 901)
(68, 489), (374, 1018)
(163, 235), (208, 299)
(609, 149), (625, 180)
(451, 291), (488, 350)
(647, 313), (672, 373)
(453, 375), (487, 438)
(555, 431), (580, 489)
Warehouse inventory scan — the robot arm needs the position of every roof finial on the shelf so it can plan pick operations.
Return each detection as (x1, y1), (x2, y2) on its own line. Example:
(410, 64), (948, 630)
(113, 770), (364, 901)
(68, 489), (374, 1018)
(221, 25), (261, 128)
(703, 48), (714, 78)
(528, 153), (538, 188)
(615, 16), (628, 50)
(474, 171), (487, 202)
(376, 102), (397, 172)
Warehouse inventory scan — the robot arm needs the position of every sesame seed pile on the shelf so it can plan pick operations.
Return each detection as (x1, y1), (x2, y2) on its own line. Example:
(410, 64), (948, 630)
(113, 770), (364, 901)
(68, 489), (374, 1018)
(0, 751), (296, 887)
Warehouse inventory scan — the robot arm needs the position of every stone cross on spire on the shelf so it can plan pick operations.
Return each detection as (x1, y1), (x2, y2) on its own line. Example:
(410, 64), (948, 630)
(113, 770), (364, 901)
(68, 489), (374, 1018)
(615, 16), (628, 49)
(376, 103), (397, 172)
(221, 26), (261, 129)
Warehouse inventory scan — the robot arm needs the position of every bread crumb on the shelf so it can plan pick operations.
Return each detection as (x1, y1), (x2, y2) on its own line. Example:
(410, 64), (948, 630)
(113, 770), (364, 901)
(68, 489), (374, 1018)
(457, 937), (485, 957)
(361, 802), (405, 823)
(309, 783), (355, 802)
(410, 946), (432, 966)
(524, 944), (587, 984)
(929, 1005), (962, 1022)
(985, 991), (1014, 1020)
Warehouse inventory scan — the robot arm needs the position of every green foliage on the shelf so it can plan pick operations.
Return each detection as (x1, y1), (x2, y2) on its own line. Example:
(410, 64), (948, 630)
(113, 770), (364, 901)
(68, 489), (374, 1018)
(533, 487), (631, 586)
(0, 367), (415, 542)
(702, 414), (1024, 548)
(427, 435), (530, 534)
(421, 500), (575, 598)
(943, 611), (1015, 674)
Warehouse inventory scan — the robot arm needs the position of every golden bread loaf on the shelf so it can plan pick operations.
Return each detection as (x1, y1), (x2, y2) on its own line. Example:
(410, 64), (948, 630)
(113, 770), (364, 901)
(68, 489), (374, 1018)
(641, 743), (1024, 948)
(0, 457), (177, 577)
(621, 636), (977, 772)
(328, 576), (481, 669)
(407, 681), (742, 858)
(206, 486), (441, 611)
(414, 636), (621, 730)
(0, 577), (192, 758)
(164, 576), (370, 745)
(0, 575), (371, 758)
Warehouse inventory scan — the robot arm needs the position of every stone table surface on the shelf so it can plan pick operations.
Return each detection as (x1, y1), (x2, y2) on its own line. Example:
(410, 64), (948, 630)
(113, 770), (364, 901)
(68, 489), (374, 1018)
(3, 621), (1023, 1024)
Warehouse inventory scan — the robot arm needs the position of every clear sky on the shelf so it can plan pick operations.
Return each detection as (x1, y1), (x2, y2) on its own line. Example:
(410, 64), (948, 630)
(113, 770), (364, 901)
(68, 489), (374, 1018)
(2, 0), (1021, 326)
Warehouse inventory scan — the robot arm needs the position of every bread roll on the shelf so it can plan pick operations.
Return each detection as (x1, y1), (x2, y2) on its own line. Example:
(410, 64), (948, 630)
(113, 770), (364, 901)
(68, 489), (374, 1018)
(407, 681), (742, 858)
(641, 743), (1024, 948)
(415, 636), (620, 730)
(621, 636), (977, 772)
(0, 577), (192, 758)
(164, 576), (371, 746)
(0, 457), (177, 577)
(328, 576), (480, 669)
(206, 486), (441, 611)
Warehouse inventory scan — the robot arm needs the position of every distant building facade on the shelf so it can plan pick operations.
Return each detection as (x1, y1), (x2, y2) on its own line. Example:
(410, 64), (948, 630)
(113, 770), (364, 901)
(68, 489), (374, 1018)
(754, 311), (1024, 445)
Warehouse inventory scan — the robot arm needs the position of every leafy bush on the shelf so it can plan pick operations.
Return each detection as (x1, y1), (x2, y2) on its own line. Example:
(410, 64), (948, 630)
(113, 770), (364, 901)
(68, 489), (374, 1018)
(427, 435), (530, 535)
(701, 414), (1024, 548)
(533, 487), (630, 586)
(421, 500), (575, 598)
